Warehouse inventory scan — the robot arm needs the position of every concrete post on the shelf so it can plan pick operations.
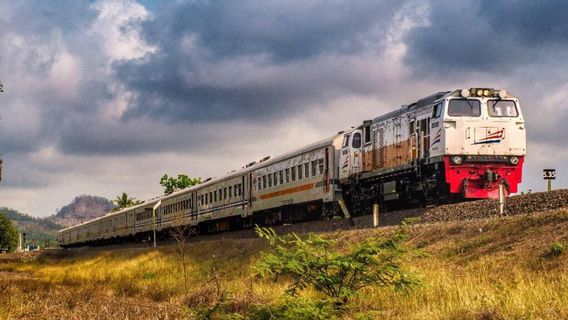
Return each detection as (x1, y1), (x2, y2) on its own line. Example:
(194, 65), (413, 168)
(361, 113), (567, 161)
(18, 233), (22, 252)
(498, 183), (505, 215)
(373, 203), (380, 227)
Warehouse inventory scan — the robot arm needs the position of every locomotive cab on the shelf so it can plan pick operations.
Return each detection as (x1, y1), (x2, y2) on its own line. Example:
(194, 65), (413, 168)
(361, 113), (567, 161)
(434, 88), (526, 199)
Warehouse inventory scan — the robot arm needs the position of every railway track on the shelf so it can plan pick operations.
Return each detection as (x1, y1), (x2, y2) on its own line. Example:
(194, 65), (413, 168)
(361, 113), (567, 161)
(65, 189), (568, 247)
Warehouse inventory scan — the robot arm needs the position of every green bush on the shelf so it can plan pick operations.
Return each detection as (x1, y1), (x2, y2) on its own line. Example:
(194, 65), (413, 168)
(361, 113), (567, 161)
(0, 212), (18, 252)
(255, 226), (417, 306)
(244, 297), (340, 320)
(542, 242), (566, 259)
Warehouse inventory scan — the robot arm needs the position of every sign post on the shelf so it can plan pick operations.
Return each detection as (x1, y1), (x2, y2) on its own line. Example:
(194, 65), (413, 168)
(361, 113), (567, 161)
(543, 169), (556, 192)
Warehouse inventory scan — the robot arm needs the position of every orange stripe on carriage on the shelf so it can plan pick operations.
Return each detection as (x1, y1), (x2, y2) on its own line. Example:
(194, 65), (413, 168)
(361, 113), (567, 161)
(259, 182), (316, 200)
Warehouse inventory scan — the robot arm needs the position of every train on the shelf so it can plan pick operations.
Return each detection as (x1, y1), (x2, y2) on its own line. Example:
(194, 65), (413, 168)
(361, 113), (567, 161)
(58, 88), (526, 247)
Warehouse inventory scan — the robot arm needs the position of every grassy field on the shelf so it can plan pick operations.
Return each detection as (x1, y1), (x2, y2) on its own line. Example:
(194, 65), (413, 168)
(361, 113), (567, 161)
(1, 208), (568, 319)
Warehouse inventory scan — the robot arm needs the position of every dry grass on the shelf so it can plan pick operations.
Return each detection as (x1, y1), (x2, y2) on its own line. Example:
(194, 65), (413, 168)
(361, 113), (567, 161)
(1, 208), (568, 319)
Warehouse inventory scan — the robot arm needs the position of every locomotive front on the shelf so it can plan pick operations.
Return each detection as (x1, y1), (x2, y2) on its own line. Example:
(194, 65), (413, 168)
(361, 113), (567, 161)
(430, 88), (526, 199)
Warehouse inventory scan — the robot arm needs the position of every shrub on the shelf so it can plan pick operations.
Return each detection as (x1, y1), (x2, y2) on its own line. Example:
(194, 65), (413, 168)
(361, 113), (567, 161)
(243, 297), (340, 320)
(542, 242), (566, 259)
(0, 212), (18, 252)
(255, 226), (417, 306)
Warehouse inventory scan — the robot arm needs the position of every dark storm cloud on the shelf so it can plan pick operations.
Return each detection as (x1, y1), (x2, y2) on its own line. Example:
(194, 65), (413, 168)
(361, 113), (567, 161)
(404, 0), (568, 74)
(144, 1), (398, 62)
(116, 0), (406, 123)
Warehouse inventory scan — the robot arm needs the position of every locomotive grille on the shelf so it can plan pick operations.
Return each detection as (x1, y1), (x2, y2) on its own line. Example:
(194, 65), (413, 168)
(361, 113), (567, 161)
(378, 128), (385, 169)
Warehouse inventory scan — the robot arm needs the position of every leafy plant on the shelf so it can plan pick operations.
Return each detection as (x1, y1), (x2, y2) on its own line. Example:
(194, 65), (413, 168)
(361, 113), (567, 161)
(0, 212), (19, 252)
(255, 226), (417, 306)
(245, 297), (340, 320)
(160, 174), (202, 194)
(542, 241), (566, 259)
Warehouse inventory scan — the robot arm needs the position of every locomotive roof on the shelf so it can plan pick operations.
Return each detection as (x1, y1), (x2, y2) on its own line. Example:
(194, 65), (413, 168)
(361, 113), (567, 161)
(372, 91), (450, 124)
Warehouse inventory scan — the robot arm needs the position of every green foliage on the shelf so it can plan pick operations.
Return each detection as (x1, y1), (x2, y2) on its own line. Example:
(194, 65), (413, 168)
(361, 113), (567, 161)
(542, 241), (567, 259)
(245, 297), (340, 320)
(160, 174), (201, 194)
(255, 226), (417, 306)
(112, 193), (143, 211)
(0, 207), (62, 247)
(0, 212), (19, 252)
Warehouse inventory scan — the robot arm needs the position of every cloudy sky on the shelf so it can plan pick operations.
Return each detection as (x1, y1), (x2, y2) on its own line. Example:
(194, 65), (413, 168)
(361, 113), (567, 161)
(0, 0), (566, 217)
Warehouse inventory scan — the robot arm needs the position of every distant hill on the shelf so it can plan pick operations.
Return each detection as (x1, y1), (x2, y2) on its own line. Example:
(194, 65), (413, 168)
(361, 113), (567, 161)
(1, 195), (114, 247)
(49, 195), (114, 227)
(0, 207), (64, 247)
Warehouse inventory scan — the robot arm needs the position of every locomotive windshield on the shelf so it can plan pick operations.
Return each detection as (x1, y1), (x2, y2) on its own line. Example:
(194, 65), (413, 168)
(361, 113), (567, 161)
(448, 99), (481, 117)
(488, 100), (518, 117)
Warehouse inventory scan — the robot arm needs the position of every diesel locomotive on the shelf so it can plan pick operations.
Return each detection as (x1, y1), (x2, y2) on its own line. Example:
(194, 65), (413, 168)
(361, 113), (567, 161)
(59, 88), (525, 247)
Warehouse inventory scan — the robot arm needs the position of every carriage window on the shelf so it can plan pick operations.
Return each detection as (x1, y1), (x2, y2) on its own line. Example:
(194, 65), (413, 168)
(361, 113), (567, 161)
(279, 170), (284, 184)
(214, 190), (217, 202)
(352, 132), (362, 148)
(273, 172), (278, 186)
(311, 161), (317, 177)
(291, 167), (296, 181)
(257, 177), (262, 190)
(224, 187), (227, 199)
(298, 165), (303, 179)
(488, 100), (518, 117)
(304, 163), (310, 178)
(268, 174), (273, 188)
(285, 168), (290, 183)
(318, 158), (324, 175)
(229, 186), (232, 198)
(448, 99), (481, 117)
(263, 175), (267, 189)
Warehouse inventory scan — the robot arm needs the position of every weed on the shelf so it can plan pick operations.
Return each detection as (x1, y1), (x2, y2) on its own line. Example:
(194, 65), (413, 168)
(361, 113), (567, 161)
(542, 241), (566, 259)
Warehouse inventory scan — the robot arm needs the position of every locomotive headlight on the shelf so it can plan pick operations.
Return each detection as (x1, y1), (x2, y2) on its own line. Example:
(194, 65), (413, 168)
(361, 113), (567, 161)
(451, 156), (463, 165)
(461, 89), (470, 97)
(508, 156), (519, 165)
(483, 89), (490, 96)
(477, 89), (483, 96)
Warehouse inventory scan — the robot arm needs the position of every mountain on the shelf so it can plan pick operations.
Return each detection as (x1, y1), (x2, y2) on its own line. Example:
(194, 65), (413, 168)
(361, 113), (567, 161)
(49, 195), (115, 227)
(0, 207), (64, 247)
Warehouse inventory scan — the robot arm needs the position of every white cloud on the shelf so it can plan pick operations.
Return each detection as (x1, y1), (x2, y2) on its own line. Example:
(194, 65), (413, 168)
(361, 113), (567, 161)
(89, 0), (156, 62)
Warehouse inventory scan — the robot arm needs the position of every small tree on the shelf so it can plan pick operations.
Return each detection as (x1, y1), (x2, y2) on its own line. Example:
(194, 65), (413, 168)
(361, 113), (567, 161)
(255, 226), (417, 306)
(0, 212), (18, 252)
(112, 192), (143, 211)
(169, 221), (194, 297)
(160, 174), (201, 194)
